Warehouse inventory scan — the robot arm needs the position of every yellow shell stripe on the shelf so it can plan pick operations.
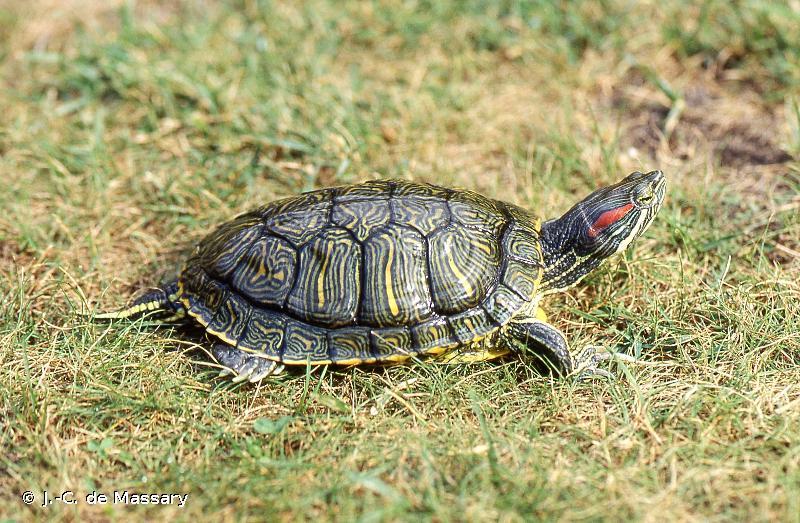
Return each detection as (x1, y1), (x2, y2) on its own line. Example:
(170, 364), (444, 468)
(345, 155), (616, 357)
(316, 240), (333, 309)
(332, 198), (391, 241)
(384, 241), (400, 316)
(229, 236), (296, 305)
(391, 197), (449, 235)
(447, 254), (474, 297)
(429, 226), (499, 313)
(360, 224), (432, 326)
(285, 228), (360, 328)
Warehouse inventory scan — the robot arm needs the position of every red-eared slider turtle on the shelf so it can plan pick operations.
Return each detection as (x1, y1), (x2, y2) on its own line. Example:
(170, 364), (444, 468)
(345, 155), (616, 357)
(96, 171), (666, 382)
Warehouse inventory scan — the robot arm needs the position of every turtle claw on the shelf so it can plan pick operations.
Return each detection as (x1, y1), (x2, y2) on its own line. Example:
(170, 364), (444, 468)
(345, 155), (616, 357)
(231, 364), (255, 383)
(212, 343), (283, 384)
(248, 367), (271, 383)
(577, 366), (615, 381)
(249, 363), (284, 383)
(573, 346), (636, 381)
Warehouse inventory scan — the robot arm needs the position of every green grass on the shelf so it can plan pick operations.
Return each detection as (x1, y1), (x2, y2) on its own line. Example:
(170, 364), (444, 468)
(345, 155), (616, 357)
(2, 0), (799, 521)
(665, 0), (800, 98)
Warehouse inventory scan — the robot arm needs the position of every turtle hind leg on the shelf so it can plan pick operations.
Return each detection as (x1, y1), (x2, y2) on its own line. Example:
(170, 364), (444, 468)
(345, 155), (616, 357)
(212, 343), (285, 383)
(94, 280), (185, 321)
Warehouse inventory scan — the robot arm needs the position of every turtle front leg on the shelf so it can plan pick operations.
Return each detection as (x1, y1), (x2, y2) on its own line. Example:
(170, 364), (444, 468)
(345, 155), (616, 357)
(501, 317), (618, 379)
(212, 343), (285, 383)
(500, 319), (574, 375)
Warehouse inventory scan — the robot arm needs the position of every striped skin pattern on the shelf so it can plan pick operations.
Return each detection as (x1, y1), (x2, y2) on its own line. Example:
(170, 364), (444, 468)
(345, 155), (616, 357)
(177, 180), (544, 365)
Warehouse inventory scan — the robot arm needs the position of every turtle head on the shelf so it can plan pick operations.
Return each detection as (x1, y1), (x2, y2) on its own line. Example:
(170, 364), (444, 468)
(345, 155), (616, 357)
(539, 170), (665, 293)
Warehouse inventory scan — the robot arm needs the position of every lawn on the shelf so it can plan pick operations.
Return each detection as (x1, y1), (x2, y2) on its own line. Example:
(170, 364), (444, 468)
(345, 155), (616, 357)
(1, 0), (799, 521)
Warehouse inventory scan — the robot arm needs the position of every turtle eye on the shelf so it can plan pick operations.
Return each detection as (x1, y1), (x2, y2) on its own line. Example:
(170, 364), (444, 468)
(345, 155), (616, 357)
(637, 191), (654, 205)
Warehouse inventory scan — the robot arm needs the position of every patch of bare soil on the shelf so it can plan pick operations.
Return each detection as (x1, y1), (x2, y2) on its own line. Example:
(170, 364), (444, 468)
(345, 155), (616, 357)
(610, 70), (799, 266)
(614, 76), (793, 169)
(0, 238), (28, 269)
(768, 232), (800, 265)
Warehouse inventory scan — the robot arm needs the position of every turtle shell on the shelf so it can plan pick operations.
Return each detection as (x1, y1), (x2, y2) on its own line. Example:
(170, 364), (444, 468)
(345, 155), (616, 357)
(177, 180), (544, 365)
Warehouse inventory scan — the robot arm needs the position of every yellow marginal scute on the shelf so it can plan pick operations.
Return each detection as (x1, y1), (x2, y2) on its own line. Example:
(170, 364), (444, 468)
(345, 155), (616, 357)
(333, 357), (376, 365)
(380, 353), (413, 363)
(283, 358), (333, 365)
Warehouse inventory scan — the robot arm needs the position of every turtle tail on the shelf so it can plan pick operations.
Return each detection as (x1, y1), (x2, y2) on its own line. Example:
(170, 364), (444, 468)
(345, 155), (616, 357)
(94, 280), (185, 321)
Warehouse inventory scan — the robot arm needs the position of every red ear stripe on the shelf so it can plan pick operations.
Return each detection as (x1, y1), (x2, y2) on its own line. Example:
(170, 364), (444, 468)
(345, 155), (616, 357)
(587, 203), (634, 238)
